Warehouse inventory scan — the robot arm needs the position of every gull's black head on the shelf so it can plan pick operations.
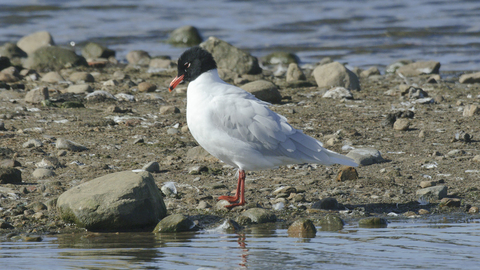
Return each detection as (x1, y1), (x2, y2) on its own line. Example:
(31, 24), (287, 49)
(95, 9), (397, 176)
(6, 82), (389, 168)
(169, 47), (217, 92)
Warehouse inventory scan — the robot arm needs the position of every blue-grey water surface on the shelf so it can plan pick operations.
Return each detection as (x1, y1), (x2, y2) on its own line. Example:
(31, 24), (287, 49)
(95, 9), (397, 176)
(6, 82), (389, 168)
(0, 0), (479, 71)
(1, 220), (480, 270)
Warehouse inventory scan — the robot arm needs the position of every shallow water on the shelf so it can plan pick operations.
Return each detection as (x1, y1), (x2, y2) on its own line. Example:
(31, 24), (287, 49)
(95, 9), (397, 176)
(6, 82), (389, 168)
(1, 0), (479, 71)
(1, 219), (480, 270)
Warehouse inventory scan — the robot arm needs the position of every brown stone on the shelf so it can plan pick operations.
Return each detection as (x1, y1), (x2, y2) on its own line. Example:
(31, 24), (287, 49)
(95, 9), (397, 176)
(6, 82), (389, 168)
(138, 82), (157, 92)
(336, 166), (358, 181)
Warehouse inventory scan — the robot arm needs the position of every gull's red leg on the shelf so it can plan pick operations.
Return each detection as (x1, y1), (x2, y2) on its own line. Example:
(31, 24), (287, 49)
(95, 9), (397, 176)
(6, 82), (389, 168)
(218, 169), (243, 203)
(224, 170), (246, 209)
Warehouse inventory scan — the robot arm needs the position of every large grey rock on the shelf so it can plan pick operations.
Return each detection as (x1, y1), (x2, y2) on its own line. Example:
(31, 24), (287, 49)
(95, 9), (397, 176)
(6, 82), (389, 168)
(416, 185), (448, 200)
(396, 61), (441, 77)
(313, 62), (360, 91)
(346, 148), (385, 166)
(81, 42), (115, 60)
(240, 80), (282, 103)
(459, 72), (480, 84)
(167, 25), (203, 47)
(57, 171), (167, 231)
(200, 36), (262, 75)
(24, 46), (87, 71)
(152, 214), (196, 233)
(17, 31), (55, 54)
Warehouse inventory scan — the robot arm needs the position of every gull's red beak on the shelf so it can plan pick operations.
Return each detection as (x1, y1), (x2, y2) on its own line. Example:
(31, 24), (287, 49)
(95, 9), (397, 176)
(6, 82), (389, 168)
(168, 74), (184, 92)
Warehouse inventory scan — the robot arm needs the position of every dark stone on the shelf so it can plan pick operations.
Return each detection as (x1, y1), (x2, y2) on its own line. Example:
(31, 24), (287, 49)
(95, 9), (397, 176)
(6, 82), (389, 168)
(0, 167), (22, 184)
(312, 197), (340, 210)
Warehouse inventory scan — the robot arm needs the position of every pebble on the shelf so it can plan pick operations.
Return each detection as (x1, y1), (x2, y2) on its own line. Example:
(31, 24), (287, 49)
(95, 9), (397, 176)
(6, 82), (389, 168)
(0, 167), (22, 184)
(468, 206), (479, 213)
(0, 221), (14, 229)
(142, 161), (160, 173)
(346, 148), (385, 166)
(286, 63), (306, 82)
(440, 198), (461, 207)
(81, 42), (116, 60)
(23, 138), (43, 148)
(311, 197), (340, 210)
(66, 84), (93, 94)
(126, 50), (151, 65)
(166, 128), (179, 135)
(335, 166), (358, 181)
(463, 105), (479, 117)
(322, 87), (353, 99)
(85, 90), (116, 101)
(473, 155), (480, 163)
(161, 182), (177, 197)
(318, 214), (345, 231)
(396, 61), (440, 76)
(0, 72), (17, 83)
(21, 235), (43, 242)
(360, 66), (381, 78)
(419, 180), (436, 188)
(55, 138), (88, 152)
(148, 58), (173, 70)
(167, 25), (203, 47)
(358, 217), (388, 228)
(17, 31), (54, 54)
(240, 208), (276, 224)
(197, 200), (211, 209)
(152, 214), (197, 233)
(160, 106), (180, 115)
(287, 219), (316, 238)
(112, 71), (127, 80)
(313, 62), (360, 91)
(32, 168), (55, 179)
(416, 185), (447, 200)
(103, 79), (118, 86)
(115, 93), (135, 102)
(0, 159), (21, 168)
(240, 80), (282, 104)
(69, 72), (94, 82)
(459, 71), (480, 84)
(273, 186), (296, 196)
(200, 36), (261, 75)
(446, 149), (465, 158)
(25, 87), (49, 104)
(138, 82), (157, 92)
(393, 118), (410, 131)
(418, 209), (430, 215)
(427, 74), (441, 83)
(188, 165), (208, 175)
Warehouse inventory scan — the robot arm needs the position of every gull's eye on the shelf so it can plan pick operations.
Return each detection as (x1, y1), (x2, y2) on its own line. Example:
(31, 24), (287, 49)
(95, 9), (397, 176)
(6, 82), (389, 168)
(184, 62), (191, 72)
